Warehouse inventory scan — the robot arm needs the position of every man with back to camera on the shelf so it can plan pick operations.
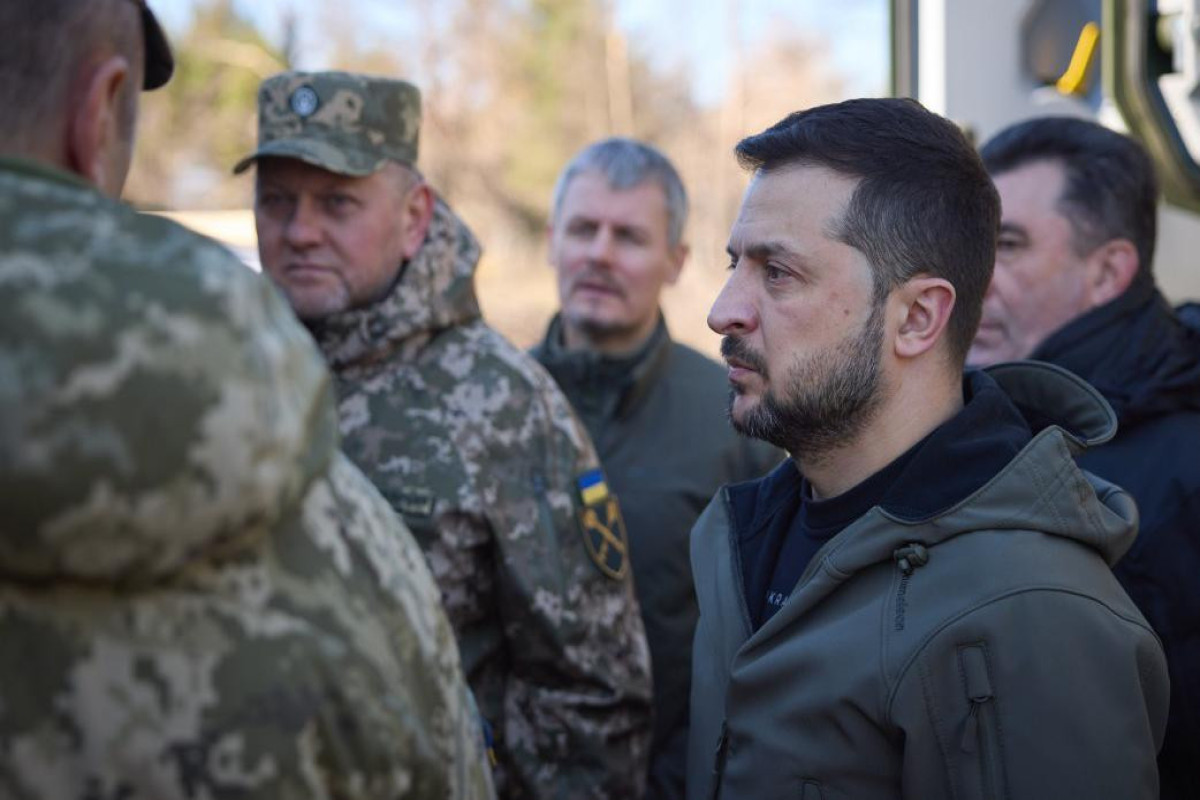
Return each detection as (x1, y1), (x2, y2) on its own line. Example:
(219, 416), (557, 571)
(0, 2), (493, 798)
(240, 71), (654, 799)
(532, 137), (781, 800)
(971, 115), (1200, 799)
(687, 97), (1169, 799)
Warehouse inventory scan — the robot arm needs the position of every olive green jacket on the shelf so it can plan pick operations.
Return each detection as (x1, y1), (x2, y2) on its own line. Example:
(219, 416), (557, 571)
(688, 362), (1169, 800)
(0, 157), (493, 799)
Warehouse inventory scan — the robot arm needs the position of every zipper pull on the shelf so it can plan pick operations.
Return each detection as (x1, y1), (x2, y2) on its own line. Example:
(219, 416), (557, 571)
(893, 543), (929, 576)
(958, 644), (995, 753)
(960, 701), (980, 753)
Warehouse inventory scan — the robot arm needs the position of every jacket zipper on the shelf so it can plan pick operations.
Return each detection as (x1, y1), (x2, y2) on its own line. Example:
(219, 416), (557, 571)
(724, 494), (754, 639)
(959, 644), (1002, 800)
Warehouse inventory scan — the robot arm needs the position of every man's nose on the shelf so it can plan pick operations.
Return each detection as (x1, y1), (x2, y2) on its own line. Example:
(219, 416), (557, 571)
(586, 227), (615, 264)
(708, 265), (758, 335)
(284, 198), (322, 249)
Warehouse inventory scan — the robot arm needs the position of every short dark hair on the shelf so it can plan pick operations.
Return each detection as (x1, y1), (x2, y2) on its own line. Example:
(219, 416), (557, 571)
(0, 0), (141, 153)
(980, 116), (1158, 277)
(735, 98), (1000, 366)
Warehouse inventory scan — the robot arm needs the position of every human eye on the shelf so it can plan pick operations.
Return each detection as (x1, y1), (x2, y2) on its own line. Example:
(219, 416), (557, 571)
(256, 189), (292, 216)
(323, 193), (358, 216)
(764, 263), (790, 284)
(617, 227), (648, 246)
(996, 228), (1027, 255)
(566, 219), (596, 238)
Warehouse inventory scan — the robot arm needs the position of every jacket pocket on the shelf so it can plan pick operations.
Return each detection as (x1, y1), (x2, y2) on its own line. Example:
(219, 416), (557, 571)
(957, 643), (1006, 800)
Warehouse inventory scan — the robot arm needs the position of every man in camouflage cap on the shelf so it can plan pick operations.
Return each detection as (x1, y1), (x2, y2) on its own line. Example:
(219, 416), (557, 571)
(241, 70), (655, 799)
(0, 4), (493, 798)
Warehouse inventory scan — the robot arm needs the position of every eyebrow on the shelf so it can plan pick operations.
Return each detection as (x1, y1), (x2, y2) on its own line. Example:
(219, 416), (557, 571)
(725, 240), (799, 261)
(998, 221), (1029, 237)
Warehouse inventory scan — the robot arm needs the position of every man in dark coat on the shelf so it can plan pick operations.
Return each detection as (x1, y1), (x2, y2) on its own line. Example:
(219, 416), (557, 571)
(533, 138), (781, 800)
(971, 116), (1200, 800)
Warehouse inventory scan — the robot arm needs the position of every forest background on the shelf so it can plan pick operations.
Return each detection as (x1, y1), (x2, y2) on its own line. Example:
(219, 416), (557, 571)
(131, 0), (888, 355)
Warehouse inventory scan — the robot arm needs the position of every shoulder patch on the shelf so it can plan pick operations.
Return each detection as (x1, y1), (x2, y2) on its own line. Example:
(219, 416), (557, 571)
(577, 470), (628, 580)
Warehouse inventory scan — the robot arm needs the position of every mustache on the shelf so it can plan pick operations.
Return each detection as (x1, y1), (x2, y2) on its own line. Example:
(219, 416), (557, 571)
(570, 269), (624, 295)
(720, 336), (769, 376)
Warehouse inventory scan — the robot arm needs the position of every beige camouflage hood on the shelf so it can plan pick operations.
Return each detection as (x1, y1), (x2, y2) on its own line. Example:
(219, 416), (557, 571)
(0, 157), (336, 585)
(311, 195), (484, 372)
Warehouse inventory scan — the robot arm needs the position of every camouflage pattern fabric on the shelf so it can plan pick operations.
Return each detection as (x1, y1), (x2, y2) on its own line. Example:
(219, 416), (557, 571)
(308, 195), (654, 799)
(0, 156), (494, 800)
(234, 71), (422, 176)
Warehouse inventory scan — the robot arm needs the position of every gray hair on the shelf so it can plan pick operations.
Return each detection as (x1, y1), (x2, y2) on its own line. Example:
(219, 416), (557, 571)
(551, 138), (689, 246)
(0, 0), (140, 153)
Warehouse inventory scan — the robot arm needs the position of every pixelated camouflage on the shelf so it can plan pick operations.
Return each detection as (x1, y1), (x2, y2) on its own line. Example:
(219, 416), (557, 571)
(0, 155), (494, 799)
(234, 71), (421, 176)
(305, 194), (654, 799)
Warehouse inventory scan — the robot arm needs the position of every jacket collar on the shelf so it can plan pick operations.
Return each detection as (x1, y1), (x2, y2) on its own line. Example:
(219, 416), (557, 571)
(0, 155), (94, 192)
(309, 195), (482, 373)
(736, 361), (1134, 646)
(534, 312), (672, 421)
(732, 361), (1127, 584)
(1031, 278), (1200, 425)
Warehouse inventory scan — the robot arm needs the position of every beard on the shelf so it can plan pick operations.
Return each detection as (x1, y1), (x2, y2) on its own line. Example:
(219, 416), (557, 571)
(723, 300), (886, 462)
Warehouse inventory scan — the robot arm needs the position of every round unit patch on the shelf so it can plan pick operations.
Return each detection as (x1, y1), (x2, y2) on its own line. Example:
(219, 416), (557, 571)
(290, 86), (320, 117)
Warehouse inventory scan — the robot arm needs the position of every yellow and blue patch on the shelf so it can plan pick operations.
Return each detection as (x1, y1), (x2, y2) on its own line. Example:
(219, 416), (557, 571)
(577, 469), (610, 505)
(577, 469), (628, 580)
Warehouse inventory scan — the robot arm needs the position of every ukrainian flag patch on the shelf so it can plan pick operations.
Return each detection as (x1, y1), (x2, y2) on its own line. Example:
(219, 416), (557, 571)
(577, 468), (628, 580)
(577, 468), (610, 505)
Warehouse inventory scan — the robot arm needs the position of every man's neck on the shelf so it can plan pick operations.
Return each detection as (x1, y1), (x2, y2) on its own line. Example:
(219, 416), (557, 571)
(561, 313), (659, 357)
(800, 364), (963, 500)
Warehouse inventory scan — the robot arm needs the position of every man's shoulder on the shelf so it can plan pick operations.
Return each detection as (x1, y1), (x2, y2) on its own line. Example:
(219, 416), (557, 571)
(1, 168), (255, 294)
(428, 319), (575, 412)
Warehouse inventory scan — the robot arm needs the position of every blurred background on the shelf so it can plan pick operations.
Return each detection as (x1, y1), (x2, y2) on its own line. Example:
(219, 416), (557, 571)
(136, 0), (889, 356)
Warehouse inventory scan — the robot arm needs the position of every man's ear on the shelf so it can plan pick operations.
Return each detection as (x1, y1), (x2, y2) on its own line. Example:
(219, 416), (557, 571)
(1085, 238), (1139, 307)
(892, 276), (956, 360)
(399, 182), (436, 259)
(664, 242), (690, 287)
(67, 55), (131, 194)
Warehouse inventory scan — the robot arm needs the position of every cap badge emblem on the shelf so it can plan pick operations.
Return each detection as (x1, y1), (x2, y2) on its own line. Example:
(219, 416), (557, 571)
(290, 86), (319, 117)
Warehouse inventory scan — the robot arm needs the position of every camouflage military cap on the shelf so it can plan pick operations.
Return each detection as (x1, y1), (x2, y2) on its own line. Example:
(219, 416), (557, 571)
(234, 71), (421, 176)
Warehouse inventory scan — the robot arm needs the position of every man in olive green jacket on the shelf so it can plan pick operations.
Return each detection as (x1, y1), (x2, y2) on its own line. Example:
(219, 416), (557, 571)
(534, 138), (781, 800)
(689, 98), (1168, 799)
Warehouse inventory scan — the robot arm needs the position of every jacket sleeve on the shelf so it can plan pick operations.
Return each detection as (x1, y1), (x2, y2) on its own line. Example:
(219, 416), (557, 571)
(485, 384), (654, 800)
(889, 589), (1169, 800)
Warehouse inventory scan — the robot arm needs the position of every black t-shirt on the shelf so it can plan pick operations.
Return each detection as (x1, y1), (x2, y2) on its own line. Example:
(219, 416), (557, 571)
(753, 447), (922, 627)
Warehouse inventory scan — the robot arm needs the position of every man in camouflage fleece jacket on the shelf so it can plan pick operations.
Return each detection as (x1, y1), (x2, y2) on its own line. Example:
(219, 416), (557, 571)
(242, 70), (655, 799)
(0, 3), (493, 798)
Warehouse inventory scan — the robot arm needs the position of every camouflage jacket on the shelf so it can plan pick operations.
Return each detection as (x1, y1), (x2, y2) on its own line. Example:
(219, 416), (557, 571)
(0, 157), (494, 800)
(309, 197), (654, 799)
